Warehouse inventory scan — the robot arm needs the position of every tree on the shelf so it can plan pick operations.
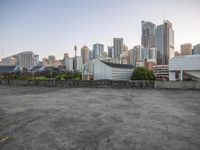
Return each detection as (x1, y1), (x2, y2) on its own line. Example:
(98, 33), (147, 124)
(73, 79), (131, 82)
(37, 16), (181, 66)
(130, 67), (155, 80)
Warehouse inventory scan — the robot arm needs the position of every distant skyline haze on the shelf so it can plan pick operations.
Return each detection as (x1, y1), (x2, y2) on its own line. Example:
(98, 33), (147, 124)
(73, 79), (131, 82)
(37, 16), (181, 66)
(0, 0), (200, 60)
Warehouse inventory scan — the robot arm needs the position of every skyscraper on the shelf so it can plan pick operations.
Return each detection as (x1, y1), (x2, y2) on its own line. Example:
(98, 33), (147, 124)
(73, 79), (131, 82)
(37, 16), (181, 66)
(141, 21), (156, 48)
(155, 20), (174, 65)
(193, 44), (200, 54)
(107, 46), (114, 58)
(73, 56), (82, 72)
(89, 50), (93, 61)
(181, 43), (192, 55)
(93, 43), (104, 59)
(81, 45), (89, 64)
(113, 38), (124, 58)
(129, 45), (143, 67)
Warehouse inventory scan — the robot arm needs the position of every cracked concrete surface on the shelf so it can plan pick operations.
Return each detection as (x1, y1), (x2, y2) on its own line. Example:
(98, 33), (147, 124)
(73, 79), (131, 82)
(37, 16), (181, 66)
(0, 85), (200, 150)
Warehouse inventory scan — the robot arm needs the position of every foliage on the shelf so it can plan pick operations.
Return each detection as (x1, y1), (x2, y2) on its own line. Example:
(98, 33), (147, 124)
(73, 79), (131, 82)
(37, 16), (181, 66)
(34, 76), (48, 80)
(73, 72), (82, 80)
(1, 73), (32, 80)
(130, 67), (155, 80)
(1, 71), (82, 81)
(55, 71), (82, 80)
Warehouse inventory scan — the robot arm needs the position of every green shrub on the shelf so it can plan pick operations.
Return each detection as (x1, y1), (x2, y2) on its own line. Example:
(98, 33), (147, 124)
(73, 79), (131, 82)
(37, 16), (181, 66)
(131, 67), (155, 80)
(34, 76), (48, 80)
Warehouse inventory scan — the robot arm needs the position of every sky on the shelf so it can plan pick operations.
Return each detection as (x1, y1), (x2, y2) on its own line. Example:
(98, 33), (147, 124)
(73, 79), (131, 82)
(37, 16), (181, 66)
(0, 0), (200, 60)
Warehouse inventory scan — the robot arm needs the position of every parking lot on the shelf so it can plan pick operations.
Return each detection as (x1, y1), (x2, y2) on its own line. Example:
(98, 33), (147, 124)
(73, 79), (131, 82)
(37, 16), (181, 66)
(0, 85), (200, 150)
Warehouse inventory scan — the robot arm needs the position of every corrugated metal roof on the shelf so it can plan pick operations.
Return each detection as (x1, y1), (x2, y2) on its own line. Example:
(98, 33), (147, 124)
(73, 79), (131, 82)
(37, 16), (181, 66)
(101, 61), (133, 69)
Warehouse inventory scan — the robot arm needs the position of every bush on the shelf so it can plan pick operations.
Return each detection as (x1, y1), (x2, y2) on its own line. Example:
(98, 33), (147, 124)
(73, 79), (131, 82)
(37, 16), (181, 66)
(54, 71), (82, 80)
(34, 76), (48, 80)
(131, 67), (155, 80)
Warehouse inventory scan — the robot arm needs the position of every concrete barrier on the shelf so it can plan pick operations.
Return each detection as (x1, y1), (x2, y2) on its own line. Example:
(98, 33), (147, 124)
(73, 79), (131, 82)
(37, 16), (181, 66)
(0, 79), (199, 90)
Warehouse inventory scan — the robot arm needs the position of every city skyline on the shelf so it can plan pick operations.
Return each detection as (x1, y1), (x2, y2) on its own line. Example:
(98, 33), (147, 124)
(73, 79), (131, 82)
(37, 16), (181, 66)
(1, 0), (200, 60)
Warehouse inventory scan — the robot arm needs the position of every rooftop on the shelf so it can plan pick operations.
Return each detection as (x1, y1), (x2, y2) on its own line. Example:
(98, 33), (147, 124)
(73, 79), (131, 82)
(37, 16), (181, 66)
(101, 61), (133, 69)
(0, 85), (200, 150)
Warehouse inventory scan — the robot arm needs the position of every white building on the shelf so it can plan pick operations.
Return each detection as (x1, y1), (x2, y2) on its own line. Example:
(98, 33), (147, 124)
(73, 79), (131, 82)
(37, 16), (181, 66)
(169, 54), (200, 81)
(0, 56), (17, 65)
(64, 57), (73, 71)
(93, 59), (133, 80)
(14, 51), (38, 70)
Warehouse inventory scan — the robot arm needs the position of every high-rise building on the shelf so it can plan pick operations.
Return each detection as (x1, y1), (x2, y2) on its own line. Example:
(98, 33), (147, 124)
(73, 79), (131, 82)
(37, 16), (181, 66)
(64, 57), (73, 71)
(108, 46), (114, 58)
(148, 48), (157, 64)
(81, 45), (89, 64)
(141, 47), (149, 60)
(73, 56), (82, 72)
(181, 43), (192, 55)
(129, 45), (143, 67)
(123, 44), (128, 54)
(48, 55), (56, 66)
(89, 50), (93, 61)
(113, 38), (124, 58)
(93, 43), (104, 59)
(155, 20), (174, 65)
(141, 21), (156, 48)
(14, 51), (37, 70)
(193, 44), (200, 54)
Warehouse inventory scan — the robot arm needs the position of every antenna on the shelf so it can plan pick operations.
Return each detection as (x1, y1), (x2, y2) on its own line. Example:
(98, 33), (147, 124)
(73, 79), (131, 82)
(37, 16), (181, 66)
(74, 45), (77, 57)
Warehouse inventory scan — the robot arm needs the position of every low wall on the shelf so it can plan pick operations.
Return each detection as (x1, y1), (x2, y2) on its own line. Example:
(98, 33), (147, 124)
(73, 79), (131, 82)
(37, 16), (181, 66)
(0, 79), (199, 90)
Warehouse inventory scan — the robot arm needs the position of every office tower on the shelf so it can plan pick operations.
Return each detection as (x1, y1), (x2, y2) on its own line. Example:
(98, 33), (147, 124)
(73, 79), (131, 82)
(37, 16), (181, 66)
(123, 44), (129, 54)
(103, 52), (108, 58)
(193, 44), (200, 54)
(93, 43), (104, 59)
(81, 45), (89, 64)
(149, 48), (157, 64)
(14, 51), (36, 70)
(48, 55), (56, 66)
(155, 20), (174, 65)
(113, 38), (124, 58)
(127, 50), (130, 64)
(129, 45), (143, 67)
(141, 21), (156, 48)
(181, 43), (192, 55)
(108, 46), (114, 58)
(89, 50), (93, 61)
(64, 57), (73, 71)
(73, 56), (82, 72)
